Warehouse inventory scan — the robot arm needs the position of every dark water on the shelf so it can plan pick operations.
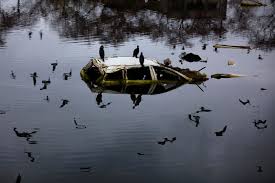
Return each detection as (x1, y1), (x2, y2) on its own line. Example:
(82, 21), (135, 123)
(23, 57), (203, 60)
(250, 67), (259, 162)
(1, 0), (275, 182)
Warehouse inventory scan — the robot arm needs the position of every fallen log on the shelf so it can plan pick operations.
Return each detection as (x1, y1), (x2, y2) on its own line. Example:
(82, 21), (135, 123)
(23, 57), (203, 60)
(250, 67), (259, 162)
(213, 44), (251, 49)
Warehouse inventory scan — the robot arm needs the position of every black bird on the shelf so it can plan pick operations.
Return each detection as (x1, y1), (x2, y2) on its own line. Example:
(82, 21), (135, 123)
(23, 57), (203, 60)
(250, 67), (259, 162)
(10, 70), (16, 79)
(196, 106), (212, 113)
(42, 77), (51, 84)
(188, 114), (200, 127)
(260, 88), (267, 91)
(73, 118), (87, 129)
(63, 69), (72, 80)
(133, 45), (139, 58)
(51, 60), (58, 72)
(60, 99), (69, 108)
(257, 166), (263, 172)
(169, 137), (176, 143)
(179, 60), (183, 64)
(139, 52), (144, 67)
(39, 30), (43, 40)
(180, 52), (206, 62)
(137, 153), (145, 156)
(28, 31), (32, 39)
(44, 96), (49, 102)
(215, 125), (227, 136)
(157, 140), (166, 145)
(96, 93), (102, 105)
(258, 54), (263, 60)
(25, 151), (35, 162)
(239, 99), (250, 105)
(214, 47), (218, 52)
(202, 44), (207, 50)
(99, 45), (105, 61)
(16, 174), (21, 183)
(40, 83), (47, 90)
(13, 128), (37, 138)
(99, 102), (112, 108)
(181, 45), (185, 50)
(30, 72), (38, 86)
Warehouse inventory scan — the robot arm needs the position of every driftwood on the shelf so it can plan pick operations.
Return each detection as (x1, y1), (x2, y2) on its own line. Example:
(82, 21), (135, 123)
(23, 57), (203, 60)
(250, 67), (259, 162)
(241, 0), (266, 6)
(213, 44), (251, 49)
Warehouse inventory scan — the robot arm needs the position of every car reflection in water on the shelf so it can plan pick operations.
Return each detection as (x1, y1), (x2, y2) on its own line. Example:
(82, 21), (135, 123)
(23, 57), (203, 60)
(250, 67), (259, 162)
(80, 57), (207, 108)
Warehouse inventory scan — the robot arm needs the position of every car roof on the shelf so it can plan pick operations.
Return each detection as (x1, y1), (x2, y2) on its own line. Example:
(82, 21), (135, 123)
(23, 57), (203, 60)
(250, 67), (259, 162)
(101, 56), (160, 67)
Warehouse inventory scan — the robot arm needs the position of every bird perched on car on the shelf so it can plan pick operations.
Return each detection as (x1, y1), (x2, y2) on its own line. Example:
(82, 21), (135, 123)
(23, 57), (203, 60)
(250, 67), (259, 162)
(99, 45), (105, 61)
(133, 45), (139, 58)
(139, 52), (144, 67)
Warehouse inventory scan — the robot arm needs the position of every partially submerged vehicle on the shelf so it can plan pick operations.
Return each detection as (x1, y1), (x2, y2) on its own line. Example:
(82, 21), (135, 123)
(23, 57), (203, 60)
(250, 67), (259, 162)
(80, 57), (208, 95)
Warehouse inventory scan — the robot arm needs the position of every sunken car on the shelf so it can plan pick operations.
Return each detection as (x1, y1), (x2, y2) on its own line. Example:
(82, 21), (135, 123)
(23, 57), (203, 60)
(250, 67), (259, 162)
(80, 57), (208, 95)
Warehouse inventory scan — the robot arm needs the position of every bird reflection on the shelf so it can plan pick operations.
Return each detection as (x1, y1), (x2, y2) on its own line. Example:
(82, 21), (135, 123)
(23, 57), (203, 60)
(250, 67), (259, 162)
(30, 72), (38, 86)
(130, 93), (136, 104)
(73, 118), (87, 129)
(25, 151), (35, 162)
(16, 174), (21, 183)
(239, 99), (250, 105)
(96, 93), (102, 105)
(60, 99), (69, 108)
(40, 83), (48, 90)
(51, 60), (58, 72)
(42, 77), (51, 84)
(100, 102), (112, 108)
(44, 96), (49, 102)
(10, 70), (16, 79)
(214, 125), (227, 136)
(133, 94), (142, 109)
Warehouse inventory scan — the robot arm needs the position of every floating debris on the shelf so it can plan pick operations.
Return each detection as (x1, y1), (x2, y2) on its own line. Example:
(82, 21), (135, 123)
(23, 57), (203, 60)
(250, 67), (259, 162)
(260, 88), (267, 91)
(211, 73), (244, 79)
(179, 52), (207, 62)
(213, 44), (251, 49)
(228, 59), (236, 66)
(10, 70), (16, 79)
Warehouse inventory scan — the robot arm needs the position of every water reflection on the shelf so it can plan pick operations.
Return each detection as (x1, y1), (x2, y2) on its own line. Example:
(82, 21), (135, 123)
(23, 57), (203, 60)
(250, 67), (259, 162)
(0, 0), (274, 50)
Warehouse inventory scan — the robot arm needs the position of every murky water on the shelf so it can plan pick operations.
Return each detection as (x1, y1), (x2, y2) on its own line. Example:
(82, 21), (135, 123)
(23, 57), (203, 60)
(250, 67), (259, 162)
(0, 0), (275, 182)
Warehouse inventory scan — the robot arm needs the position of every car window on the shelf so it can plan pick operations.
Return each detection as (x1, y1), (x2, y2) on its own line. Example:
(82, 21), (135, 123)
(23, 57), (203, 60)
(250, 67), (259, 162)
(105, 70), (123, 80)
(153, 66), (181, 80)
(127, 67), (152, 80)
